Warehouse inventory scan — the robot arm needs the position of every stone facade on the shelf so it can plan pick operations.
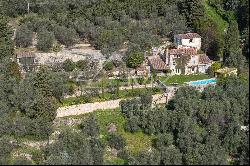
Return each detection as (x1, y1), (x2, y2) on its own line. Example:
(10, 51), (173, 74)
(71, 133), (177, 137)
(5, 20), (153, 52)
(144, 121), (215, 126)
(148, 33), (212, 75)
(174, 33), (202, 50)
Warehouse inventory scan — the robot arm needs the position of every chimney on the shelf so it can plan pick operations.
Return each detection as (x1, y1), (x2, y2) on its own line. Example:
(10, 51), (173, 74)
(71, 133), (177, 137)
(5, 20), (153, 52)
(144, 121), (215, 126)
(165, 48), (169, 65)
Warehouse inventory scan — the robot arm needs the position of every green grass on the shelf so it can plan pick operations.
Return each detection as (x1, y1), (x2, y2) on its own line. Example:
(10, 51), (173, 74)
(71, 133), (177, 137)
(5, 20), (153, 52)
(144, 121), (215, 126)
(83, 77), (151, 89)
(10, 145), (44, 165)
(104, 157), (126, 165)
(122, 131), (155, 154)
(159, 74), (210, 85)
(92, 79), (127, 88)
(94, 109), (154, 154)
(58, 109), (154, 155)
(204, 0), (229, 37)
(95, 109), (126, 137)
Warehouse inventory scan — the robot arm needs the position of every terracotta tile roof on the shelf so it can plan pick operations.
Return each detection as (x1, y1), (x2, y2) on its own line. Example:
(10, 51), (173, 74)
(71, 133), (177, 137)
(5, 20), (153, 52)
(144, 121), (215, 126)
(169, 48), (197, 55)
(148, 57), (168, 70)
(177, 33), (201, 39)
(16, 52), (35, 58)
(198, 54), (212, 64)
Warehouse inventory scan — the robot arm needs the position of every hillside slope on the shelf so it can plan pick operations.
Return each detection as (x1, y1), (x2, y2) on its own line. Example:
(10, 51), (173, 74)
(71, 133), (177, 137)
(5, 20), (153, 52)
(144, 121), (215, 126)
(204, 0), (229, 37)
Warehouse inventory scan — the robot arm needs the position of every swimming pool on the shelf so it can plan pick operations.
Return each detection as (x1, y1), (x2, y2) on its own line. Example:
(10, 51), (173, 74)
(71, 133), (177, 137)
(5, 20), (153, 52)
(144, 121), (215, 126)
(187, 78), (217, 86)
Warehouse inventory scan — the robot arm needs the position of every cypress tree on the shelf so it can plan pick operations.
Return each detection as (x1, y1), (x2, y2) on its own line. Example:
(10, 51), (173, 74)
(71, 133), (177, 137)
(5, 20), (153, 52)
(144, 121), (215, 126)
(223, 21), (244, 68)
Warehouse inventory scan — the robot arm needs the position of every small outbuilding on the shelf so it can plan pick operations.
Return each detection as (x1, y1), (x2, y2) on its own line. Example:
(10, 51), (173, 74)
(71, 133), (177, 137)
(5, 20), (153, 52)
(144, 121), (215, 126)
(214, 67), (238, 77)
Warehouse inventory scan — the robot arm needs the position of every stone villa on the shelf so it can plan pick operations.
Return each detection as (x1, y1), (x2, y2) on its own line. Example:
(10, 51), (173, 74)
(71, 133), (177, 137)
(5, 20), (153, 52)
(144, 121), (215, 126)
(148, 33), (212, 75)
(174, 33), (202, 50)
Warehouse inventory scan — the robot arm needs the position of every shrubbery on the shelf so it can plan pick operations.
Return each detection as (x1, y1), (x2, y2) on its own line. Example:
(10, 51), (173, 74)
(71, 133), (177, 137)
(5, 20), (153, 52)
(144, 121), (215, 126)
(53, 25), (78, 47)
(15, 24), (33, 48)
(103, 61), (115, 71)
(37, 30), (55, 52)
(62, 59), (76, 72)
(125, 52), (144, 69)
(108, 133), (127, 150)
(124, 116), (140, 133)
(80, 114), (100, 137)
(140, 92), (152, 109)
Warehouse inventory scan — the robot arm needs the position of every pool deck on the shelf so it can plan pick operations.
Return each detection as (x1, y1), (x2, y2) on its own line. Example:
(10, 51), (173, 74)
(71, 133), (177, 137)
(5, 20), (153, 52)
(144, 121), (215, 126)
(184, 78), (217, 86)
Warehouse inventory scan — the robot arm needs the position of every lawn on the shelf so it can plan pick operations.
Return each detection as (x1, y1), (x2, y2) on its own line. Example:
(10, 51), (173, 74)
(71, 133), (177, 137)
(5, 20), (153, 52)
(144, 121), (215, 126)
(159, 74), (210, 85)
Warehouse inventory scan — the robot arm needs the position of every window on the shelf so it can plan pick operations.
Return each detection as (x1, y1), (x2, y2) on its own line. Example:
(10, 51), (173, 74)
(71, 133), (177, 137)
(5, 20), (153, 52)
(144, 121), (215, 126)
(173, 61), (176, 66)
(192, 68), (195, 72)
(176, 69), (180, 73)
(189, 39), (193, 43)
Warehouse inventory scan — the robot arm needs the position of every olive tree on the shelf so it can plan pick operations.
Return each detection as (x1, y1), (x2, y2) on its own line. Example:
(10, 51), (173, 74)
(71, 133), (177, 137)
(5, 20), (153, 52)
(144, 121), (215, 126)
(15, 24), (33, 48)
(37, 30), (55, 52)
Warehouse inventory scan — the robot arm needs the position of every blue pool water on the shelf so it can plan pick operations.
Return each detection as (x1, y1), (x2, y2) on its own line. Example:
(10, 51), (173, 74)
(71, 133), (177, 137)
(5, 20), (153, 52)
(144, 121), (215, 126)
(188, 78), (217, 86)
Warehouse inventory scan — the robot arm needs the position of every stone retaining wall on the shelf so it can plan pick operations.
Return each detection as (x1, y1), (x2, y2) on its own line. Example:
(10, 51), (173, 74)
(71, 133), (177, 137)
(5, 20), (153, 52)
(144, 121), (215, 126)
(57, 94), (167, 118)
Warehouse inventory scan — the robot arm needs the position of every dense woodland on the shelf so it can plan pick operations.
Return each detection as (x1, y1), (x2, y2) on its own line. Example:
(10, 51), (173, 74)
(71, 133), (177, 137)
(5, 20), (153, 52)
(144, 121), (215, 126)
(0, 0), (249, 60)
(121, 78), (249, 165)
(0, 0), (249, 165)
